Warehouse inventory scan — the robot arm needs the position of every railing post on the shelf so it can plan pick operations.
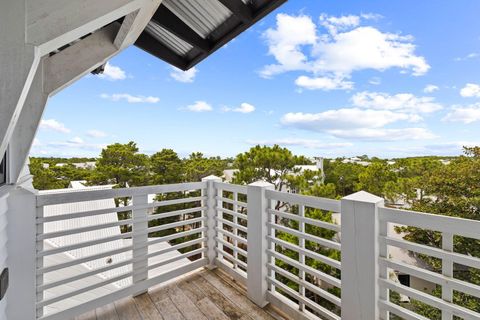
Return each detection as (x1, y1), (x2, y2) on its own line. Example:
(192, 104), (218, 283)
(202, 175), (222, 269)
(247, 181), (274, 307)
(6, 186), (37, 320)
(341, 191), (384, 320)
(132, 194), (148, 296)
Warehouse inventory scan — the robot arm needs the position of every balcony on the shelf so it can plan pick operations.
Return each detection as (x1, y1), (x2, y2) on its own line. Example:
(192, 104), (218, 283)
(3, 176), (480, 320)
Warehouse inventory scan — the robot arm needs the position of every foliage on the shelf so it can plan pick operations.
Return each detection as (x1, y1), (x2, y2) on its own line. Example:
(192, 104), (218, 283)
(150, 149), (184, 184)
(90, 141), (149, 187)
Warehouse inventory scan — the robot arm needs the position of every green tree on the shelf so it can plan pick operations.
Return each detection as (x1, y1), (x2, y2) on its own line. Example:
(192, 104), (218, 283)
(183, 152), (226, 182)
(356, 162), (397, 197)
(150, 149), (184, 184)
(232, 145), (301, 191)
(90, 142), (149, 187)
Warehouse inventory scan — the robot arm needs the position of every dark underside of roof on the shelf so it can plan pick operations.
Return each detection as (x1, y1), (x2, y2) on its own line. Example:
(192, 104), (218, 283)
(134, 0), (286, 70)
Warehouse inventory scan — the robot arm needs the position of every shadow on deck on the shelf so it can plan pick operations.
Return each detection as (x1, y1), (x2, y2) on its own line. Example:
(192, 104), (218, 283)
(75, 268), (287, 320)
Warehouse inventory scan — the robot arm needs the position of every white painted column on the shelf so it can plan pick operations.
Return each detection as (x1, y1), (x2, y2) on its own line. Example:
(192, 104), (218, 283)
(5, 186), (37, 320)
(341, 191), (384, 320)
(202, 175), (222, 269)
(442, 232), (454, 320)
(247, 181), (274, 307)
(132, 194), (148, 296)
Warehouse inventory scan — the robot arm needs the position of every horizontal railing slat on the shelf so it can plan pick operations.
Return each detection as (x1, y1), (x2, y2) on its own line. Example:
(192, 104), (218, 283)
(215, 196), (248, 208)
(267, 249), (341, 288)
(269, 264), (341, 307)
(378, 300), (429, 320)
(268, 278), (341, 320)
(147, 227), (206, 247)
(38, 245), (133, 275)
(215, 227), (248, 245)
(147, 206), (206, 222)
(147, 217), (206, 234)
(37, 232), (133, 257)
(36, 182), (207, 206)
(216, 217), (248, 233)
(216, 247), (248, 269)
(381, 236), (480, 270)
(269, 208), (340, 232)
(266, 189), (340, 212)
(380, 258), (480, 299)
(217, 207), (248, 221)
(379, 207), (480, 240)
(268, 222), (341, 252)
(212, 182), (247, 194)
(380, 279), (480, 319)
(37, 219), (133, 240)
(268, 236), (341, 270)
(147, 247), (207, 271)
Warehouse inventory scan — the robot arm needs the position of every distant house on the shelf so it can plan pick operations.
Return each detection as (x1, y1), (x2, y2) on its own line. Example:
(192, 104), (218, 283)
(55, 163), (67, 167)
(39, 181), (190, 315)
(72, 161), (96, 169)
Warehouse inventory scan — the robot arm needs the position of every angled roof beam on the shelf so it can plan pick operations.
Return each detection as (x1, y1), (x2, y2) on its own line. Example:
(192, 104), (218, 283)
(217, 0), (253, 23)
(152, 6), (211, 52)
(135, 32), (189, 70)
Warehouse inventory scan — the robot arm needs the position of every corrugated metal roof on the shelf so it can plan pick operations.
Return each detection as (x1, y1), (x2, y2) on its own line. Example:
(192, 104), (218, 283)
(145, 21), (193, 56)
(163, 0), (232, 39)
(134, 0), (287, 70)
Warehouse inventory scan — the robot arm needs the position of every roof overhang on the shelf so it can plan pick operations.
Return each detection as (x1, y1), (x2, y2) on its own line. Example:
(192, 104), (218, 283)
(134, 0), (287, 70)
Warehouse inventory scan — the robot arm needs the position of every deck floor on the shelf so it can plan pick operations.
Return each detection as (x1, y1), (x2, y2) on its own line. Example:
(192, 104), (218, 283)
(75, 268), (286, 320)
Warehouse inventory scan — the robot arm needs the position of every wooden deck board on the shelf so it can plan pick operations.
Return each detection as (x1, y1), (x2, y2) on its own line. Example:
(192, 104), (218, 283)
(74, 268), (286, 320)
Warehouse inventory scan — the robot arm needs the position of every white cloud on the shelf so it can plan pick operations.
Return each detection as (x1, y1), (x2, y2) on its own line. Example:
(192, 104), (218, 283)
(87, 130), (107, 138)
(97, 62), (126, 81)
(460, 83), (480, 98)
(246, 138), (353, 149)
(295, 75), (353, 91)
(327, 128), (436, 141)
(351, 91), (442, 113)
(170, 67), (198, 83)
(443, 103), (480, 123)
(455, 53), (479, 61)
(423, 84), (439, 93)
(261, 13), (429, 89)
(260, 14), (317, 78)
(369, 77), (382, 85)
(281, 109), (412, 131)
(100, 93), (159, 103)
(184, 101), (213, 112)
(40, 119), (71, 133)
(281, 101), (437, 141)
(223, 103), (256, 113)
(47, 137), (105, 151)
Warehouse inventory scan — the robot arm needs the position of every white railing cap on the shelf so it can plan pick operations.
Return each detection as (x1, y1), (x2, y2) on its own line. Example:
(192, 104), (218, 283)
(202, 175), (222, 181)
(248, 180), (274, 188)
(342, 190), (383, 204)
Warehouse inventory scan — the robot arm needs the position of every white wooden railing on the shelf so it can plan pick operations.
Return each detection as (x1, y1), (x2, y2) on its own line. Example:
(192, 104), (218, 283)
(35, 181), (209, 320)
(6, 176), (480, 320)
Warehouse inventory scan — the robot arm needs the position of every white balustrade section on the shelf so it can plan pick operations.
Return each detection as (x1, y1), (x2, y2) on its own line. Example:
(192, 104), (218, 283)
(19, 177), (480, 320)
(35, 182), (208, 320)
(377, 206), (480, 320)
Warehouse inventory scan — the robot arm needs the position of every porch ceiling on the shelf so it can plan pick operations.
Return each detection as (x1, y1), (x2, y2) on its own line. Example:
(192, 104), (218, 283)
(134, 0), (287, 70)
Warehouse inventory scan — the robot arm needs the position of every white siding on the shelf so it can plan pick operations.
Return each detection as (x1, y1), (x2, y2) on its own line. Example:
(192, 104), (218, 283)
(0, 189), (9, 320)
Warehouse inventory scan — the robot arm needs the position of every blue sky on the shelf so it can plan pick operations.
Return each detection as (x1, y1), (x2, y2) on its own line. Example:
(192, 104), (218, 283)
(32, 1), (480, 159)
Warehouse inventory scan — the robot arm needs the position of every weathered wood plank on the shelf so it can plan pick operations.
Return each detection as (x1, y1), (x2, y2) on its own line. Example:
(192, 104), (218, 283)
(114, 297), (142, 320)
(191, 275), (245, 320)
(133, 293), (164, 320)
(96, 303), (119, 320)
(207, 270), (277, 320)
(177, 273), (206, 303)
(196, 297), (230, 320)
(168, 286), (208, 320)
(149, 284), (185, 320)
(75, 309), (97, 320)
